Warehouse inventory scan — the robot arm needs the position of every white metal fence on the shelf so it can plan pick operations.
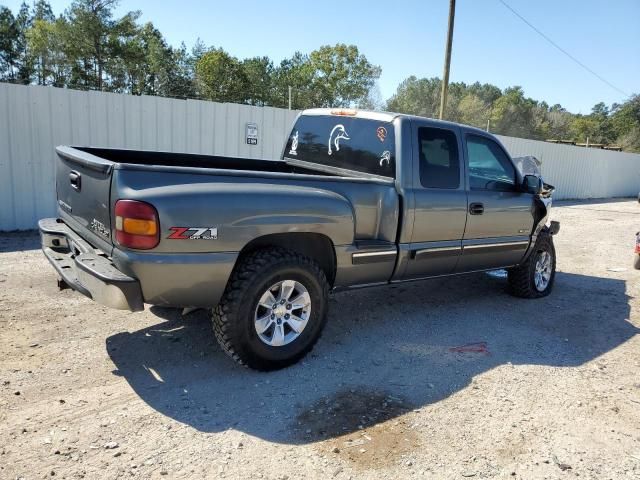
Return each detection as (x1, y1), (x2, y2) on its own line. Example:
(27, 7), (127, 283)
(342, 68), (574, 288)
(497, 135), (640, 200)
(1, 83), (639, 230)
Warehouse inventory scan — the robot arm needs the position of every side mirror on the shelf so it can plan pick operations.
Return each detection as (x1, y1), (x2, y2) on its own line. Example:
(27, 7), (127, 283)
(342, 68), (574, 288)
(523, 174), (543, 194)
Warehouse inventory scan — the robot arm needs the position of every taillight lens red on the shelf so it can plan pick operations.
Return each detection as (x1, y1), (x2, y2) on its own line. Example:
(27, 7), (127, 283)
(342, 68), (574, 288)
(114, 200), (160, 250)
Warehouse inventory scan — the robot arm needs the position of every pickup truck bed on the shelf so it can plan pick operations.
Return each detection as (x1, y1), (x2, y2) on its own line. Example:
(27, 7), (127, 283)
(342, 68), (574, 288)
(47, 145), (400, 310)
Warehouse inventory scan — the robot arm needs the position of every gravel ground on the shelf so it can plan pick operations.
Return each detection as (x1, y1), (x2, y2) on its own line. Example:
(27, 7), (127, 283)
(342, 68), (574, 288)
(1, 199), (639, 480)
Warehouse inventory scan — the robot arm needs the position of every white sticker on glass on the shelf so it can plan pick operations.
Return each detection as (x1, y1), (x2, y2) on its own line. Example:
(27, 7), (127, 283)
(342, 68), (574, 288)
(380, 150), (391, 167)
(289, 130), (299, 156)
(328, 124), (350, 155)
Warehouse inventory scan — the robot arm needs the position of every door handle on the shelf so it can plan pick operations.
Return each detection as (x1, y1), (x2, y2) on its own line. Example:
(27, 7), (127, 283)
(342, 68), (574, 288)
(469, 202), (484, 215)
(69, 171), (81, 191)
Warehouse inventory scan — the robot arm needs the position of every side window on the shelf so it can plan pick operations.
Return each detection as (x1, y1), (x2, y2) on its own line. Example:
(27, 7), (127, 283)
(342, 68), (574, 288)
(418, 127), (460, 189)
(466, 135), (516, 191)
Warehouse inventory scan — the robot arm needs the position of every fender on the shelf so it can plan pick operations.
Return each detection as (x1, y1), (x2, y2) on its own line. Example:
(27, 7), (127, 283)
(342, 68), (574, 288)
(521, 183), (559, 263)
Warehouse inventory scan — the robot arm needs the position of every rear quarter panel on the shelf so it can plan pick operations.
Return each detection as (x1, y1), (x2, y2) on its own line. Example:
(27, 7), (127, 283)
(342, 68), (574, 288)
(113, 169), (353, 253)
(111, 168), (400, 253)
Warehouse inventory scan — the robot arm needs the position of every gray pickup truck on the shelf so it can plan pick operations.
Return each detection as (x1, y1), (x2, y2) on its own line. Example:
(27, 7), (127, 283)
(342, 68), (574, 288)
(40, 108), (559, 370)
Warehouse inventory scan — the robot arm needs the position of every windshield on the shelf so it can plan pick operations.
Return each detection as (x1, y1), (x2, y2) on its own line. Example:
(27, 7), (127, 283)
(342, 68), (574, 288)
(283, 115), (396, 178)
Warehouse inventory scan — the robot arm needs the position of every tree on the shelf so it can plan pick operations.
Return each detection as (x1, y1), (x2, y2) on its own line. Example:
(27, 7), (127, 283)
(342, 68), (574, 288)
(27, 0), (59, 85)
(27, 16), (72, 86)
(272, 51), (314, 109)
(588, 102), (615, 143)
(386, 76), (441, 118)
(357, 82), (384, 110)
(570, 115), (599, 143)
(0, 6), (19, 81)
(195, 48), (248, 103)
(33, 0), (54, 21)
(0, 2), (35, 83)
(165, 43), (197, 98)
(65, 0), (119, 90)
(241, 56), (274, 106)
(458, 93), (489, 129)
(490, 87), (539, 139)
(610, 95), (640, 151)
(105, 13), (146, 93)
(306, 44), (380, 107)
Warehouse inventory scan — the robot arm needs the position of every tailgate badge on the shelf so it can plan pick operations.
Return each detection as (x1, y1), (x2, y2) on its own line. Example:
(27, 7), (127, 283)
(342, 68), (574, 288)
(168, 227), (218, 240)
(90, 218), (110, 238)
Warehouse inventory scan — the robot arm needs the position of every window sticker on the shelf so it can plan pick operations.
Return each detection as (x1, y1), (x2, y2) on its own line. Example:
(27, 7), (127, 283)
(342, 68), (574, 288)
(288, 130), (299, 156)
(328, 124), (350, 155)
(380, 150), (391, 167)
(376, 126), (387, 142)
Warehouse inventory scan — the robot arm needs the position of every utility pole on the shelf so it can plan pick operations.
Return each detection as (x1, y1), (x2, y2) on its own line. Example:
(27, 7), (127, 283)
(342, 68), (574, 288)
(288, 86), (292, 110)
(439, 0), (456, 120)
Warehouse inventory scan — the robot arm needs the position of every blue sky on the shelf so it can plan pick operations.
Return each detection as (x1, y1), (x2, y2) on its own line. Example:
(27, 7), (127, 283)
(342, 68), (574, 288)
(5, 0), (639, 113)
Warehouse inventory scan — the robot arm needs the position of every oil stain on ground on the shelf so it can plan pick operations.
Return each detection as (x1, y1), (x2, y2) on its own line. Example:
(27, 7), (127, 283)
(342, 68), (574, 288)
(294, 388), (421, 469)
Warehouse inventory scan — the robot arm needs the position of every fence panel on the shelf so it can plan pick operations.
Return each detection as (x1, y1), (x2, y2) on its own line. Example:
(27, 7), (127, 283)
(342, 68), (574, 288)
(496, 135), (640, 199)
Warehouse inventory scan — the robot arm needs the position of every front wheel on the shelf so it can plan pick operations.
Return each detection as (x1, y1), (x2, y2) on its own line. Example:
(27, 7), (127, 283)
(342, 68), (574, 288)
(508, 233), (556, 298)
(211, 247), (329, 371)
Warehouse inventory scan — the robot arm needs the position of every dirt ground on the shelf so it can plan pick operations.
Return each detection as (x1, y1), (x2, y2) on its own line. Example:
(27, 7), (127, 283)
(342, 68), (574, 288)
(1, 199), (639, 480)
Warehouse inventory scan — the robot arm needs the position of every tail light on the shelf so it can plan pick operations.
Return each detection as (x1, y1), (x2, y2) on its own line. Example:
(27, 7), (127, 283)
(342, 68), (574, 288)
(114, 200), (160, 250)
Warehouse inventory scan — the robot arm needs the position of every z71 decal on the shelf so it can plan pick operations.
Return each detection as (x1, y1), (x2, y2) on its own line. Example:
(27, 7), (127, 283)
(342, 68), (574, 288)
(168, 227), (218, 240)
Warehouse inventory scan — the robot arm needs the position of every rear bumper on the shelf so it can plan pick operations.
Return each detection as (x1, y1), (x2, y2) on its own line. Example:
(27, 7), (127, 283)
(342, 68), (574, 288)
(39, 218), (144, 311)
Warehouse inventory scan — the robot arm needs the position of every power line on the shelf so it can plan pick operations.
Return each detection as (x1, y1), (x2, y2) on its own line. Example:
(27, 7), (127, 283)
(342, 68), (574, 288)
(498, 0), (629, 98)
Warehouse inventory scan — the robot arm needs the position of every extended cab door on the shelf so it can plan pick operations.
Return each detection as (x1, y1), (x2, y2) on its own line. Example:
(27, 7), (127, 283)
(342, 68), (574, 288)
(456, 132), (534, 272)
(399, 121), (468, 279)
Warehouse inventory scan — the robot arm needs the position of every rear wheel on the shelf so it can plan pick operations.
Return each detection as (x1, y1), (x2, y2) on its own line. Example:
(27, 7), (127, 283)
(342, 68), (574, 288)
(211, 247), (329, 371)
(508, 233), (556, 298)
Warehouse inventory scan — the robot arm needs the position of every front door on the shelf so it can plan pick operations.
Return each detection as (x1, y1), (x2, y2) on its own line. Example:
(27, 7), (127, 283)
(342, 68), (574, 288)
(456, 133), (534, 272)
(402, 122), (468, 279)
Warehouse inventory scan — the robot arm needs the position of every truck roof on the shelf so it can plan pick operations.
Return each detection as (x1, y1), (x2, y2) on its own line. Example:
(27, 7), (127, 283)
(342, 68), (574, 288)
(301, 108), (490, 136)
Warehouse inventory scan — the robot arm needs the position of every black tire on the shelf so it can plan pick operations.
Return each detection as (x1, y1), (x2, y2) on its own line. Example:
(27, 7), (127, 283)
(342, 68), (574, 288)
(211, 247), (329, 371)
(508, 232), (556, 298)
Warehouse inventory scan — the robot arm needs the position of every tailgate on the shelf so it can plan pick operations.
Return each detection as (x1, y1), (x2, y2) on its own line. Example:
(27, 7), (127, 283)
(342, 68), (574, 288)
(55, 146), (114, 252)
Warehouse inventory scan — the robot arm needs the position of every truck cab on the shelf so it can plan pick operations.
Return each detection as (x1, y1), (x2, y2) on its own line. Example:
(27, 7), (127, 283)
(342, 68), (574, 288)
(283, 109), (552, 283)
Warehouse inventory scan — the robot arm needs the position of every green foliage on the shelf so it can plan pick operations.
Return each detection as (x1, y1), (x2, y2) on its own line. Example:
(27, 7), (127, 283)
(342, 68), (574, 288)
(0, 6), (20, 80)
(193, 43), (380, 109)
(386, 76), (441, 118)
(610, 95), (640, 152)
(195, 48), (247, 103)
(240, 56), (274, 106)
(388, 75), (639, 151)
(27, 17), (71, 86)
(306, 44), (381, 107)
(0, 2), (32, 83)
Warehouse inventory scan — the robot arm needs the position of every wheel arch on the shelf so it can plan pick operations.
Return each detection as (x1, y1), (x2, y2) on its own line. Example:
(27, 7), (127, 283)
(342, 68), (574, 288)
(236, 233), (337, 287)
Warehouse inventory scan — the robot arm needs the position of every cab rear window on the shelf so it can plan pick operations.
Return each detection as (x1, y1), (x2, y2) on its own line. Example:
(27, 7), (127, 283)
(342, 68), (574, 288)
(283, 115), (396, 178)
